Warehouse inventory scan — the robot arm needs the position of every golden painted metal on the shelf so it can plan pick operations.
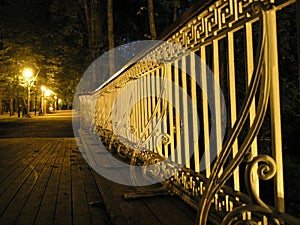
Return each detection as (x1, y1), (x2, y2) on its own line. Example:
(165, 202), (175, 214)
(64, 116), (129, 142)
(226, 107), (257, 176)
(78, 0), (300, 224)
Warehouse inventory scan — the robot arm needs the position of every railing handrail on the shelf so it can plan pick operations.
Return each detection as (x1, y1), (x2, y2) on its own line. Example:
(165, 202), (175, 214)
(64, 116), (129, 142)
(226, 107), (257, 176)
(77, 0), (300, 224)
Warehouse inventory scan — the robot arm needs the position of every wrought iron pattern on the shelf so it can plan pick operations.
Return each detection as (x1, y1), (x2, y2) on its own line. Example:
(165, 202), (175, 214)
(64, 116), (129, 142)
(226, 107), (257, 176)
(78, 0), (300, 224)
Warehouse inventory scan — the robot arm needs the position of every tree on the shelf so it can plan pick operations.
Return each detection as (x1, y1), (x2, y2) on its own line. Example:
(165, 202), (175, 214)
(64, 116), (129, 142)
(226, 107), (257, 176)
(82, 0), (105, 59)
(148, 0), (157, 39)
(107, 0), (115, 76)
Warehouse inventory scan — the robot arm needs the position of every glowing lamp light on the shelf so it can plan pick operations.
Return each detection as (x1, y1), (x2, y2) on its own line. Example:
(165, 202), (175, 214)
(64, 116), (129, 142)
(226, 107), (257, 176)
(45, 89), (52, 97)
(41, 86), (46, 92)
(23, 68), (33, 82)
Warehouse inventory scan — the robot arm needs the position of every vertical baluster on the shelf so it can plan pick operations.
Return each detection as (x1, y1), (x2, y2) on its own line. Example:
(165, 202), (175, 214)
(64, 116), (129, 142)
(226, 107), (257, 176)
(228, 31), (240, 191)
(200, 45), (211, 177)
(134, 78), (139, 143)
(214, 194), (219, 211)
(139, 78), (143, 140)
(130, 82), (135, 141)
(166, 63), (175, 161)
(126, 86), (132, 141)
(140, 77), (145, 144)
(246, 22), (259, 192)
(156, 69), (163, 156)
(161, 67), (168, 157)
(174, 60), (182, 165)
(138, 78), (142, 142)
(151, 72), (156, 152)
(266, 9), (285, 213)
(190, 52), (200, 172)
(147, 74), (153, 151)
(213, 39), (223, 176)
(143, 76), (148, 145)
(181, 56), (191, 168)
(159, 67), (167, 158)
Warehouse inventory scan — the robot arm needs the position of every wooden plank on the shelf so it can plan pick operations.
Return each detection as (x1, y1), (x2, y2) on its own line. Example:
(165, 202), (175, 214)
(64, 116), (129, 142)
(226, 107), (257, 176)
(53, 138), (72, 225)
(81, 131), (162, 225)
(169, 197), (196, 221)
(143, 196), (194, 225)
(14, 139), (62, 225)
(0, 139), (54, 217)
(70, 141), (92, 225)
(0, 139), (43, 186)
(81, 128), (199, 225)
(33, 139), (65, 225)
(77, 149), (110, 225)
(92, 169), (129, 225)
(1, 139), (59, 225)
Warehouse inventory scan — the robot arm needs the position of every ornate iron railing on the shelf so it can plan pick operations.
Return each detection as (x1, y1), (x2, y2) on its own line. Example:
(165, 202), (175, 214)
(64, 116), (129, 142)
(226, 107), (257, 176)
(77, 0), (300, 224)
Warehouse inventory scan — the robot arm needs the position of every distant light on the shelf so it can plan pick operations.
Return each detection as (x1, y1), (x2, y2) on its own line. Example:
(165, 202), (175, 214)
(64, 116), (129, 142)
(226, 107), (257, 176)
(45, 89), (52, 97)
(23, 68), (33, 81)
(41, 86), (46, 91)
(49, 107), (53, 111)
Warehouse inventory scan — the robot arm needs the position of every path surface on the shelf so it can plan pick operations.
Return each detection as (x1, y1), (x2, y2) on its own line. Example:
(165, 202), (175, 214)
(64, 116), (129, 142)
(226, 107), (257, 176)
(0, 110), (196, 225)
(0, 111), (110, 225)
(0, 110), (76, 138)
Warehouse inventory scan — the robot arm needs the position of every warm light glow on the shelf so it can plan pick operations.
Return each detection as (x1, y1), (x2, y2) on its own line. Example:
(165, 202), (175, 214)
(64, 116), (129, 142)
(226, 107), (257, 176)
(54, 95), (57, 100)
(41, 86), (46, 92)
(58, 99), (62, 104)
(23, 68), (33, 81)
(45, 89), (52, 97)
(49, 106), (53, 111)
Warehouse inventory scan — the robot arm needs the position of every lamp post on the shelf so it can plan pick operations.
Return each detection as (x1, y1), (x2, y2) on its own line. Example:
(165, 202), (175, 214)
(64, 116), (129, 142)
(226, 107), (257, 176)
(22, 68), (39, 116)
(45, 89), (51, 114)
(23, 68), (33, 115)
(41, 87), (52, 114)
(41, 86), (46, 115)
(54, 95), (57, 111)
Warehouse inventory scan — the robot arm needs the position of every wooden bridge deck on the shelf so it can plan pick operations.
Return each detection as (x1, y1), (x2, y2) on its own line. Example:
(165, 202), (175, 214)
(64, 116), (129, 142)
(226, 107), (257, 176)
(0, 137), (196, 225)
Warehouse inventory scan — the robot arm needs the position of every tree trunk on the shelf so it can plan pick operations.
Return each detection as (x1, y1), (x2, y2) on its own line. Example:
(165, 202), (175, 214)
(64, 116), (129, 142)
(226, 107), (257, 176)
(83, 0), (92, 54)
(107, 0), (114, 51)
(9, 84), (14, 116)
(107, 0), (115, 75)
(173, 0), (180, 22)
(94, 0), (105, 56)
(148, 0), (157, 39)
(83, 0), (105, 84)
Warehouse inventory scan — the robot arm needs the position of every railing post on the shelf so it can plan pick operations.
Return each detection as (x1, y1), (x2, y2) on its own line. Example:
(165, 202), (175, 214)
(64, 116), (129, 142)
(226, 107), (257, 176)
(266, 8), (285, 213)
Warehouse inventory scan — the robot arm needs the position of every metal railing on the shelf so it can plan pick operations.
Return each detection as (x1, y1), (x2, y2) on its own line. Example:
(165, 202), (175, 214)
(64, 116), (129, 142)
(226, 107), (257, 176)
(78, 0), (300, 224)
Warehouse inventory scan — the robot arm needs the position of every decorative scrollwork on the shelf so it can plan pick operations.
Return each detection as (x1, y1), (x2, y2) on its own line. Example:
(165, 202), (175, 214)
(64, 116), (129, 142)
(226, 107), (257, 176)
(245, 155), (277, 209)
(196, 2), (269, 224)
(222, 204), (281, 225)
(221, 155), (278, 225)
(142, 158), (180, 181)
(156, 133), (171, 146)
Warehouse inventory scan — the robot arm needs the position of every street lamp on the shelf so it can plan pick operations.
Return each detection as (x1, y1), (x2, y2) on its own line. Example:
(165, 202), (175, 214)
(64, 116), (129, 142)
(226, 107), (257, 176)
(41, 85), (46, 115)
(54, 95), (57, 111)
(22, 68), (39, 116)
(23, 68), (33, 115)
(41, 86), (52, 114)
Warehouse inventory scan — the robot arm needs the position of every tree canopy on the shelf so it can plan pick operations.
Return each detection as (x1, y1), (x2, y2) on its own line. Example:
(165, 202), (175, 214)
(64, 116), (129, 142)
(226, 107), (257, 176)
(0, 0), (198, 110)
